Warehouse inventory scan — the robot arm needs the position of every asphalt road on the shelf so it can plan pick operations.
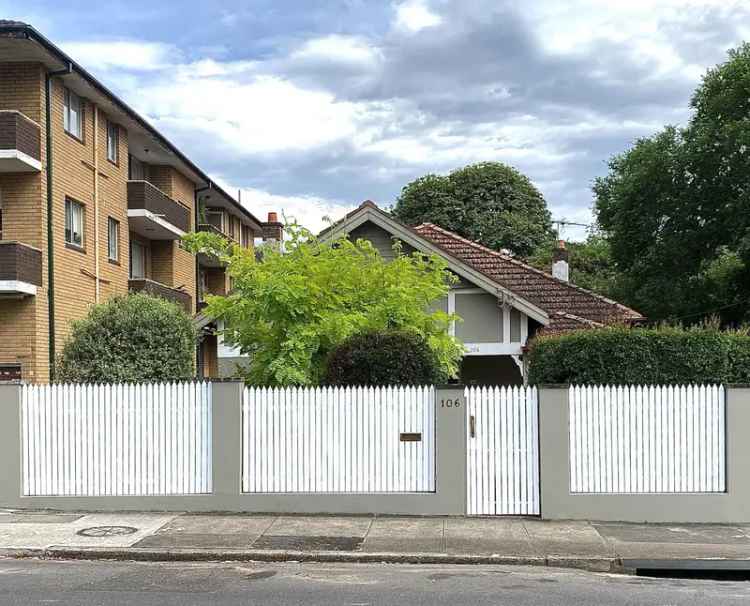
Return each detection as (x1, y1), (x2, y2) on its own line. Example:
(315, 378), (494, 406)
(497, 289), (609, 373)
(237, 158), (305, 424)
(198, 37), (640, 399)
(1, 559), (750, 605)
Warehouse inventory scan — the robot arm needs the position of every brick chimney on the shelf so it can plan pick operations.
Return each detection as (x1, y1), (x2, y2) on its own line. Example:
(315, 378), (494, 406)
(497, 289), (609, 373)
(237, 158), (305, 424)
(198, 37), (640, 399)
(261, 211), (284, 242)
(552, 240), (569, 282)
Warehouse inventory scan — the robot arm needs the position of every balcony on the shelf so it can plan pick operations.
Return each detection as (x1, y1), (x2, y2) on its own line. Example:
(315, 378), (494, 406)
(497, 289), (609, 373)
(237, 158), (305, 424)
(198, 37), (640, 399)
(0, 241), (42, 296)
(196, 224), (233, 268)
(128, 278), (192, 313)
(127, 180), (191, 239)
(0, 111), (41, 173)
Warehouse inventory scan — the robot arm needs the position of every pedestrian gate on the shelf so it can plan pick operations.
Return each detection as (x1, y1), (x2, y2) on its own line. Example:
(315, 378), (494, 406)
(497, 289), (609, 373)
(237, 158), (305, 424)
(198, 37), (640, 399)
(466, 386), (540, 515)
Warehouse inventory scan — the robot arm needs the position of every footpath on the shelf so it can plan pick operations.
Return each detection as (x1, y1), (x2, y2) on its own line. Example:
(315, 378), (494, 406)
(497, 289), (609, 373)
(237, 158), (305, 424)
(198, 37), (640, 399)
(2, 511), (750, 574)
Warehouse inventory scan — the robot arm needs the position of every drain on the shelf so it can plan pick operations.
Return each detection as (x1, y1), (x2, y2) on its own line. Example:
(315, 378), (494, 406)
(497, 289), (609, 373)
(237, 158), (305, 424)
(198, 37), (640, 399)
(77, 525), (138, 537)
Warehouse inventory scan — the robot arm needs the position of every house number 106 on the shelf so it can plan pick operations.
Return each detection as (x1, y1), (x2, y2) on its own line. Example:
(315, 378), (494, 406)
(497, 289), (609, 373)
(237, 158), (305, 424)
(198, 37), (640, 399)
(440, 398), (461, 408)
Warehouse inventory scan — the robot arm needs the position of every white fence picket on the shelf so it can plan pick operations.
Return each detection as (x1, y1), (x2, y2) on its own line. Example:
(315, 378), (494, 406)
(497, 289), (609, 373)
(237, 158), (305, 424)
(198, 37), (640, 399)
(241, 385), (435, 493)
(569, 384), (725, 493)
(466, 386), (540, 516)
(21, 382), (212, 497)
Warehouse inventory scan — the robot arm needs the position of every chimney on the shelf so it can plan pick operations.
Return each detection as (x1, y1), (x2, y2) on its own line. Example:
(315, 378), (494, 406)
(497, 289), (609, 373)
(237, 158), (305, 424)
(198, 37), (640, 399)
(552, 240), (569, 282)
(261, 211), (284, 242)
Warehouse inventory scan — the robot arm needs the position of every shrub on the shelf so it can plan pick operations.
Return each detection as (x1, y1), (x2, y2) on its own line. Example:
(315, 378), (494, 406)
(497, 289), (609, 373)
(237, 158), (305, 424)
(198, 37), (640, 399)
(324, 330), (445, 386)
(56, 293), (197, 383)
(526, 324), (750, 385)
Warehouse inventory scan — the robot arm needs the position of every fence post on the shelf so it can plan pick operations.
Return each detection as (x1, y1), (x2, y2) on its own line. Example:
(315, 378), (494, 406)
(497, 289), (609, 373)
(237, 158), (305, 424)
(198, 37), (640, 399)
(211, 380), (244, 498)
(537, 385), (569, 520)
(0, 383), (22, 508)
(434, 385), (468, 515)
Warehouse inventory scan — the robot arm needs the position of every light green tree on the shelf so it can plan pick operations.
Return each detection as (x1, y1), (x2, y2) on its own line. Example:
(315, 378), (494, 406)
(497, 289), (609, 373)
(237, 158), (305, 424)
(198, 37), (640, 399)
(183, 225), (463, 386)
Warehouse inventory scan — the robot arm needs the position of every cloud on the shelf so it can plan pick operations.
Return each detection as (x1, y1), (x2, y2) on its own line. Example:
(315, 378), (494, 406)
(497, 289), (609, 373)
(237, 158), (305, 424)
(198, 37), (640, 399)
(393, 0), (443, 33)
(59, 40), (178, 71)
(52, 0), (750, 242)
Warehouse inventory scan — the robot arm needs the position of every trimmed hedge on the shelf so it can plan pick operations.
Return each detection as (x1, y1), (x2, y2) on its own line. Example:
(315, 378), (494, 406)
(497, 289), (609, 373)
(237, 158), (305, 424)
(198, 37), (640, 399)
(56, 293), (197, 383)
(526, 325), (750, 385)
(324, 329), (445, 386)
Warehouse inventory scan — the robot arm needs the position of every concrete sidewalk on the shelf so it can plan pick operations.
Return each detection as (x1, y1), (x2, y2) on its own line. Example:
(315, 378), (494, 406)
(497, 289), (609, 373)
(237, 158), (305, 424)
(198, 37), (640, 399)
(2, 511), (750, 573)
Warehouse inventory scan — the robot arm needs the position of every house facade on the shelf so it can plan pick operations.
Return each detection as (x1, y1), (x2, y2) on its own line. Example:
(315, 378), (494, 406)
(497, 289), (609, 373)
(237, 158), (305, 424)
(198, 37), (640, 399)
(321, 201), (643, 385)
(0, 21), (268, 382)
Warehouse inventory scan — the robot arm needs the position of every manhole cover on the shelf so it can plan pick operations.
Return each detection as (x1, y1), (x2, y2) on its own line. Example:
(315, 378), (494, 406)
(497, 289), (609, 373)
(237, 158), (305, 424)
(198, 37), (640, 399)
(77, 525), (139, 537)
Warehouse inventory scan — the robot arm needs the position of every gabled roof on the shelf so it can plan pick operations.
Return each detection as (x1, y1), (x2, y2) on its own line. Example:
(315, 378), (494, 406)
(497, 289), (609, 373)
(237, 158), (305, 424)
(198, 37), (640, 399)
(320, 201), (643, 332)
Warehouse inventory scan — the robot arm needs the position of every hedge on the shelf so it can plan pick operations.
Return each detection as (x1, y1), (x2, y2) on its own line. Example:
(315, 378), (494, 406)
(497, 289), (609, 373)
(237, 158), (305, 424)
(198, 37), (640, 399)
(526, 325), (750, 385)
(56, 293), (197, 383)
(324, 329), (445, 386)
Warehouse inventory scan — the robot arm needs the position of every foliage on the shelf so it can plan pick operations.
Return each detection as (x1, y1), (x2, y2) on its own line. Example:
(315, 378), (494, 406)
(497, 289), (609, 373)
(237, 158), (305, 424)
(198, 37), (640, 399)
(528, 233), (619, 296)
(593, 43), (750, 325)
(323, 329), (445, 386)
(55, 293), (196, 383)
(526, 324), (750, 386)
(182, 224), (464, 386)
(393, 162), (555, 257)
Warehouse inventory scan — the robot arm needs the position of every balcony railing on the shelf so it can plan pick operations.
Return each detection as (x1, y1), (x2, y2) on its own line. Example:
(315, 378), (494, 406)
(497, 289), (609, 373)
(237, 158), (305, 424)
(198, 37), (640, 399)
(0, 241), (43, 296)
(0, 111), (41, 173)
(127, 180), (191, 238)
(128, 278), (192, 313)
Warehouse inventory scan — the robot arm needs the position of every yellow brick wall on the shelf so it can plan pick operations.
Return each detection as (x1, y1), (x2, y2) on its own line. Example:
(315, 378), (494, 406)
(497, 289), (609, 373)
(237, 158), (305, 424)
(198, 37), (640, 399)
(48, 78), (131, 358)
(0, 63), (47, 381)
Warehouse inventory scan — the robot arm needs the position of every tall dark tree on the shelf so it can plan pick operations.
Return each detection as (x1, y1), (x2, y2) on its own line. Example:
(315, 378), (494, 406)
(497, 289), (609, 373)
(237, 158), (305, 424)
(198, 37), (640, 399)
(393, 162), (554, 257)
(594, 43), (750, 325)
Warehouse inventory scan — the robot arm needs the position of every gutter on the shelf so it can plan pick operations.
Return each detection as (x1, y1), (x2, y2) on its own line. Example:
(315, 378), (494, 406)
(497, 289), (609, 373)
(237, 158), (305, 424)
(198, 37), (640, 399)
(44, 59), (73, 380)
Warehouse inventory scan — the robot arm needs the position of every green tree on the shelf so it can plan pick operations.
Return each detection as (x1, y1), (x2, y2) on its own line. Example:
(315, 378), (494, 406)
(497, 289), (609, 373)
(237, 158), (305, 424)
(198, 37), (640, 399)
(183, 225), (464, 386)
(56, 293), (196, 382)
(393, 162), (555, 257)
(593, 43), (750, 324)
(528, 233), (619, 296)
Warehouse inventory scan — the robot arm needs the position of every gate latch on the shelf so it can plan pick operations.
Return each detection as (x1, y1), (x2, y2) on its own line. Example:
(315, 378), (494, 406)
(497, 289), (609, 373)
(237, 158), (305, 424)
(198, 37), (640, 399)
(470, 415), (476, 438)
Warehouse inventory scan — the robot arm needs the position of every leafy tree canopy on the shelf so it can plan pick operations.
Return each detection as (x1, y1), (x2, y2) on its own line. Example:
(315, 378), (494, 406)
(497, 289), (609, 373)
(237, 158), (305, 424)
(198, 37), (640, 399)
(183, 225), (464, 386)
(324, 329), (445, 386)
(393, 162), (555, 257)
(56, 293), (196, 383)
(594, 43), (750, 325)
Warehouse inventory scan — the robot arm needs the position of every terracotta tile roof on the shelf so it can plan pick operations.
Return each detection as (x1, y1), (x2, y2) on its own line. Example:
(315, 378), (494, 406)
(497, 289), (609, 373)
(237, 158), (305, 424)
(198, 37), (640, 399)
(412, 222), (643, 332)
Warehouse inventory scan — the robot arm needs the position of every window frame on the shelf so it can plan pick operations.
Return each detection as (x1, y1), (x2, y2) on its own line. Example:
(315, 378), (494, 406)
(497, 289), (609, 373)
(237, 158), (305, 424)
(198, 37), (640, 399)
(106, 120), (119, 164)
(129, 240), (147, 280)
(63, 87), (84, 141)
(64, 198), (85, 250)
(107, 217), (120, 263)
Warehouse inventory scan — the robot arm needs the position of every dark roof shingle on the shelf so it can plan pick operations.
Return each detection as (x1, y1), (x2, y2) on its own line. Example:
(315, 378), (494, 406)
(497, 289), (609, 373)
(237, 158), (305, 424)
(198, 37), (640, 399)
(412, 222), (642, 332)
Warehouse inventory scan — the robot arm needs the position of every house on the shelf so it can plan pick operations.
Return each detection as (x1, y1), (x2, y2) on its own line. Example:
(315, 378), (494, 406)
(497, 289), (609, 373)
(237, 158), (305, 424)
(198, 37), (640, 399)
(320, 201), (643, 384)
(0, 21), (274, 381)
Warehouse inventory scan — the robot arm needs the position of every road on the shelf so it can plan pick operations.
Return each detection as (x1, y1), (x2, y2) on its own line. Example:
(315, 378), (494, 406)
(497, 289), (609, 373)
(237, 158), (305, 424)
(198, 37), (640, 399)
(0, 559), (749, 605)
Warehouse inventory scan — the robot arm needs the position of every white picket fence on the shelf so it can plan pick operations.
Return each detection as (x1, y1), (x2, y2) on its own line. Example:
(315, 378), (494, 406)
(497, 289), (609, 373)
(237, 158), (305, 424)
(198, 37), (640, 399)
(21, 382), (212, 497)
(242, 386), (435, 493)
(466, 386), (540, 515)
(569, 385), (726, 493)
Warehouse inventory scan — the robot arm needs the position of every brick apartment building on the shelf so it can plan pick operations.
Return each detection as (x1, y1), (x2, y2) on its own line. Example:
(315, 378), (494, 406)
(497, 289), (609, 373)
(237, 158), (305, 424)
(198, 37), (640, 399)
(0, 21), (269, 382)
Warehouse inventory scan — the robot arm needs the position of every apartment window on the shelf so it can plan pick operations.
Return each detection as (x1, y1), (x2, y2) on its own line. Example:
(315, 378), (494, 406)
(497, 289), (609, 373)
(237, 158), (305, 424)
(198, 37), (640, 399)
(63, 88), (83, 140)
(130, 241), (146, 279)
(64, 198), (84, 248)
(106, 121), (119, 163)
(107, 218), (120, 262)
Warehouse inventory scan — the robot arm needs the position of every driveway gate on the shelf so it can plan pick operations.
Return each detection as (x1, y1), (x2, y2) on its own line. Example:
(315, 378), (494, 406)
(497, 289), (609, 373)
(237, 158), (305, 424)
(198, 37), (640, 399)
(466, 386), (540, 515)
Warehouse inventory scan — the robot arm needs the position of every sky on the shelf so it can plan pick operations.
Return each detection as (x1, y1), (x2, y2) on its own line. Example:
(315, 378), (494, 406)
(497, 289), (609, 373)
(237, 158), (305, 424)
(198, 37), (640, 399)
(6, 1), (750, 239)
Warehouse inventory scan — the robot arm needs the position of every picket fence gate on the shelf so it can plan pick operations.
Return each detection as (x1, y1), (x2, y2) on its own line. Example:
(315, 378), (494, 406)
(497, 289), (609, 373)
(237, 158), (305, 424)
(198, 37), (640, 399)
(569, 384), (726, 493)
(21, 382), (212, 497)
(242, 386), (435, 493)
(466, 386), (540, 516)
